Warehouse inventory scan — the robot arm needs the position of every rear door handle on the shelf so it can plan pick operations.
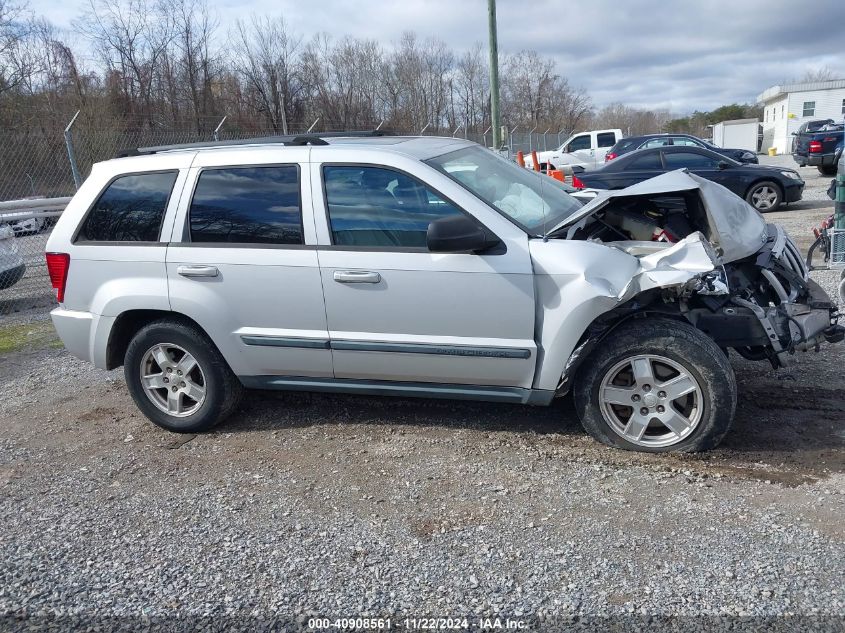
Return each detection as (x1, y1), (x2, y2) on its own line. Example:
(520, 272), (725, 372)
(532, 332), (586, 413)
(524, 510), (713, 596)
(177, 265), (219, 278)
(333, 270), (381, 284)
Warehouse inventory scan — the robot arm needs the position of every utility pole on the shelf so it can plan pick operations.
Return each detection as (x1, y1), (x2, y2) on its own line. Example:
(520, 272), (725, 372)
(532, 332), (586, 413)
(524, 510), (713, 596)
(488, 0), (502, 149)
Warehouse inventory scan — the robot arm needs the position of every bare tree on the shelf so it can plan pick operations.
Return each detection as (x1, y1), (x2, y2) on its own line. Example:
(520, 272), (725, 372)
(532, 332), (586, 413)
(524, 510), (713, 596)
(0, 0), (38, 96)
(230, 15), (302, 134)
(76, 0), (175, 125)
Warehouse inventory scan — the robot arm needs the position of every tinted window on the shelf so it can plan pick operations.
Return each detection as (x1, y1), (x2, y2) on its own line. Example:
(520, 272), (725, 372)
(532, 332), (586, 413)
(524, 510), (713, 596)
(612, 139), (640, 154)
(596, 132), (616, 148)
(566, 135), (591, 152)
(189, 166), (302, 244)
(627, 153), (663, 170)
(671, 137), (704, 147)
(663, 152), (720, 170)
(77, 172), (177, 242)
(323, 166), (463, 247)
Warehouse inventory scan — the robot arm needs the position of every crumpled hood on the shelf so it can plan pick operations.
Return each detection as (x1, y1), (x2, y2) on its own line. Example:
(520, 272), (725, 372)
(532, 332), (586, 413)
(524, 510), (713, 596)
(551, 170), (769, 263)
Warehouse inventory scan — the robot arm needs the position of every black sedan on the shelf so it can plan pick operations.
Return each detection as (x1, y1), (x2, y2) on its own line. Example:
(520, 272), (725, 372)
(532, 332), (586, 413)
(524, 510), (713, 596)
(577, 146), (803, 212)
(606, 133), (759, 164)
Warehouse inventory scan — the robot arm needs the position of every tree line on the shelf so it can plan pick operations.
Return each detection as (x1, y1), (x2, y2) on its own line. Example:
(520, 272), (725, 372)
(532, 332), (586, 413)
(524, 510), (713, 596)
(0, 0), (786, 151)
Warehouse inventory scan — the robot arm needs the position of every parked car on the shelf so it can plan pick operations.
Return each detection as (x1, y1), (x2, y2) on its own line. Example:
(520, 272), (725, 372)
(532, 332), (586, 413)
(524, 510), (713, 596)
(0, 223), (25, 290)
(11, 216), (47, 235)
(530, 129), (623, 171)
(605, 133), (759, 164)
(45, 134), (842, 452)
(577, 145), (803, 212)
(792, 121), (843, 176)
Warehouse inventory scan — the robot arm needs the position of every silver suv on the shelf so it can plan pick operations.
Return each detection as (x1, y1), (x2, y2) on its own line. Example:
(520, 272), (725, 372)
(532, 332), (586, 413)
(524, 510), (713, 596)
(45, 134), (843, 452)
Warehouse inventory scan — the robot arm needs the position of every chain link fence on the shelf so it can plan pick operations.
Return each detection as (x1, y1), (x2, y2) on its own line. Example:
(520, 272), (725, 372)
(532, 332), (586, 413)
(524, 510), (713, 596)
(0, 117), (564, 317)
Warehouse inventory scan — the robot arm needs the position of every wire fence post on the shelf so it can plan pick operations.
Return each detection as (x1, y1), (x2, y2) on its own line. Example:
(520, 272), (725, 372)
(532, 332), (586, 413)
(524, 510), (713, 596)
(543, 127), (551, 151)
(212, 116), (227, 141)
(483, 125), (491, 149)
(64, 110), (82, 190)
(508, 125), (518, 156)
(307, 117), (321, 133)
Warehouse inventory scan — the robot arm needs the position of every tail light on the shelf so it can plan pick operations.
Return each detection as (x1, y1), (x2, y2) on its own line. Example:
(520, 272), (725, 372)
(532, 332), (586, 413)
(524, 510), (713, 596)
(45, 252), (70, 303)
(571, 174), (585, 189)
(605, 152), (617, 162)
(809, 140), (823, 153)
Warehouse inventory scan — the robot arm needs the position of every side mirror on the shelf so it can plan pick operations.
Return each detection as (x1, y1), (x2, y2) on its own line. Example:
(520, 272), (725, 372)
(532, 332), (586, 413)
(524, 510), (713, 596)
(426, 216), (500, 253)
(717, 160), (730, 170)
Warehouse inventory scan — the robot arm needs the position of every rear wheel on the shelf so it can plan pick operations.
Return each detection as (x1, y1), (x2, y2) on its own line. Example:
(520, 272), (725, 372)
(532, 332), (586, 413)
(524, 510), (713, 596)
(745, 180), (782, 212)
(573, 319), (737, 452)
(124, 319), (243, 432)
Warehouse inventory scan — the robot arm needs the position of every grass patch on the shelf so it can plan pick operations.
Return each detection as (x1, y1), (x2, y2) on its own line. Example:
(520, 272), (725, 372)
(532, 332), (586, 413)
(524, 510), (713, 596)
(0, 320), (60, 355)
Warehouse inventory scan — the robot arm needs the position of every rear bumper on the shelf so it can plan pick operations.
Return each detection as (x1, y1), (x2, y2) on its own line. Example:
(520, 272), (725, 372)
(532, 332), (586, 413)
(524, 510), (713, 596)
(795, 153), (837, 167)
(51, 308), (115, 369)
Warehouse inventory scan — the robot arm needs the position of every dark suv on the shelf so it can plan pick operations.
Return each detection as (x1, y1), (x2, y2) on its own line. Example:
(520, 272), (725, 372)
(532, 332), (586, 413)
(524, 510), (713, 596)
(606, 134), (759, 165)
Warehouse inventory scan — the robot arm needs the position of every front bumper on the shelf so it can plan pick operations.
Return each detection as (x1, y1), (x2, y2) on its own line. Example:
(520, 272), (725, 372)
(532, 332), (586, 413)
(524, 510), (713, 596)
(784, 182), (804, 203)
(0, 262), (25, 290)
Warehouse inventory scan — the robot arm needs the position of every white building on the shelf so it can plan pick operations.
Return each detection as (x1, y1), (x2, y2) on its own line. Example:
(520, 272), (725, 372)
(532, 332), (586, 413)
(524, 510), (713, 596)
(757, 79), (845, 154)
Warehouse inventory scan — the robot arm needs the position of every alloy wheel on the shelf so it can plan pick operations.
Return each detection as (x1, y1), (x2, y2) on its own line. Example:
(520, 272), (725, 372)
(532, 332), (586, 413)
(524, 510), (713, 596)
(139, 343), (206, 417)
(598, 354), (703, 448)
(750, 185), (778, 210)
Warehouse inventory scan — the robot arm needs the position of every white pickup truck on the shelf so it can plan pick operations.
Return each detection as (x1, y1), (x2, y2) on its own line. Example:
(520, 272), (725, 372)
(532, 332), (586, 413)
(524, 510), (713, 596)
(530, 129), (623, 170)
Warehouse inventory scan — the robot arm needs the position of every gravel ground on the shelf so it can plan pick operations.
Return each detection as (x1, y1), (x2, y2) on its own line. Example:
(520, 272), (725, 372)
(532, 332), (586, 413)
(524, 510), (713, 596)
(1, 155), (844, 632)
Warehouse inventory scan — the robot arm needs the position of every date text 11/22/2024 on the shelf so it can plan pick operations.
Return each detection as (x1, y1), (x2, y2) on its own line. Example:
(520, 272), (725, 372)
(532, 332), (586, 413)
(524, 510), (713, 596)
(308, 617), (529, 630)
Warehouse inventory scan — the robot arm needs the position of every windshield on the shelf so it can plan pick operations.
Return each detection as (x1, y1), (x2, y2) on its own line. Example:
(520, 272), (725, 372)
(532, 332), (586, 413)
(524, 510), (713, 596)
(425, 146), (583, 235)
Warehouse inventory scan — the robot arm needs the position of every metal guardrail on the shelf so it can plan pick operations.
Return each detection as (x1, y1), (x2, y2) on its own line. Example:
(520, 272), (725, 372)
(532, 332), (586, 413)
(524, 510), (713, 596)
(0, 198), (69, 317)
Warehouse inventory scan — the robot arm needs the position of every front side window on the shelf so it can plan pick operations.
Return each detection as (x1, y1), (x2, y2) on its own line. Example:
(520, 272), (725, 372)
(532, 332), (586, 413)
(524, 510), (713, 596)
(663, 151), (721, 170)
(322, 166), (463, 248)
(565, 135), (591, 152)
(803, 101), (815, 117)
(77, 171), (177, 242)
(596, 132), (616, 148)
(189, 166), (302, 244)
(426, 146), (582, 235)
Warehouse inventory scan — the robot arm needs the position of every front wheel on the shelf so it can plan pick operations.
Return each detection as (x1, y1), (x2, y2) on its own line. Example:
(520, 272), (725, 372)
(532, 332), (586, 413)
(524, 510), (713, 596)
(573, 319), (737, 452)
(124, 319), (243, 432)
(745, 181), (782, 212)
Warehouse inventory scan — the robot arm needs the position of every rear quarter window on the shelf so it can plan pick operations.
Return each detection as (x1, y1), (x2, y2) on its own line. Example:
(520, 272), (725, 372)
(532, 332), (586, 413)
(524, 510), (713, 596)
(76, 171), (178, 242)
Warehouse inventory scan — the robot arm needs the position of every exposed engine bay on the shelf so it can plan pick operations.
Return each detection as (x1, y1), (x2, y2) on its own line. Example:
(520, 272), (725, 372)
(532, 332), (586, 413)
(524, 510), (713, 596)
(551, 171), (843, 369)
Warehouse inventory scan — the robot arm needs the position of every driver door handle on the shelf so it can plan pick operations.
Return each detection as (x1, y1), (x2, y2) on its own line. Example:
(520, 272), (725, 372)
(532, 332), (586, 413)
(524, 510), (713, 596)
(333, 270), (381, 284)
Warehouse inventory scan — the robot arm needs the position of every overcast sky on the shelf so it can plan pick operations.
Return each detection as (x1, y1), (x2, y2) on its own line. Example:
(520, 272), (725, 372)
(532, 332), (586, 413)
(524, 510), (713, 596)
(29, 0), (845, 114)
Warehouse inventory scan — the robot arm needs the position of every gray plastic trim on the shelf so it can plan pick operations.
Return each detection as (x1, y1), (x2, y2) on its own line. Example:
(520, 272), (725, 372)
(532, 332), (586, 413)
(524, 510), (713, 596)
(239, 375), (554, 405)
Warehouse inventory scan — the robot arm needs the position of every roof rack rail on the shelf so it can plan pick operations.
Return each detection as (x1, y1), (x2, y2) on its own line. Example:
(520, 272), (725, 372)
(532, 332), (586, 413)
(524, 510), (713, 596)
(115, 130), (394, 158)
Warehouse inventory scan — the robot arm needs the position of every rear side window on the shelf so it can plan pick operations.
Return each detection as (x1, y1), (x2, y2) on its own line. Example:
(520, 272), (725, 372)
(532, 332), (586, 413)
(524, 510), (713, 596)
(323, 165), (463, 248)
(189, 166), (302, 244)
(596, 132), (616, 148)
(628, 153), (663, 169)
(77, 171), (177, 242)
(663, 151), (720, 170)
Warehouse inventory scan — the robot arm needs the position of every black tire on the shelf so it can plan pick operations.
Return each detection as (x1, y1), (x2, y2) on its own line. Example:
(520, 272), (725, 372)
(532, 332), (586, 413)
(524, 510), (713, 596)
(573, 318), (737, 453)
(818, 164), (837, 176)
(124, 318), (243, 433)
(745, 180), (782, 212)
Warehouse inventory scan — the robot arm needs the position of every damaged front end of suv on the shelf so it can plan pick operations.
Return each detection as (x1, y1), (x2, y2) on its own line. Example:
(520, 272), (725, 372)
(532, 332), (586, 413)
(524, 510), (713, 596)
(550, 170), (843, 391)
